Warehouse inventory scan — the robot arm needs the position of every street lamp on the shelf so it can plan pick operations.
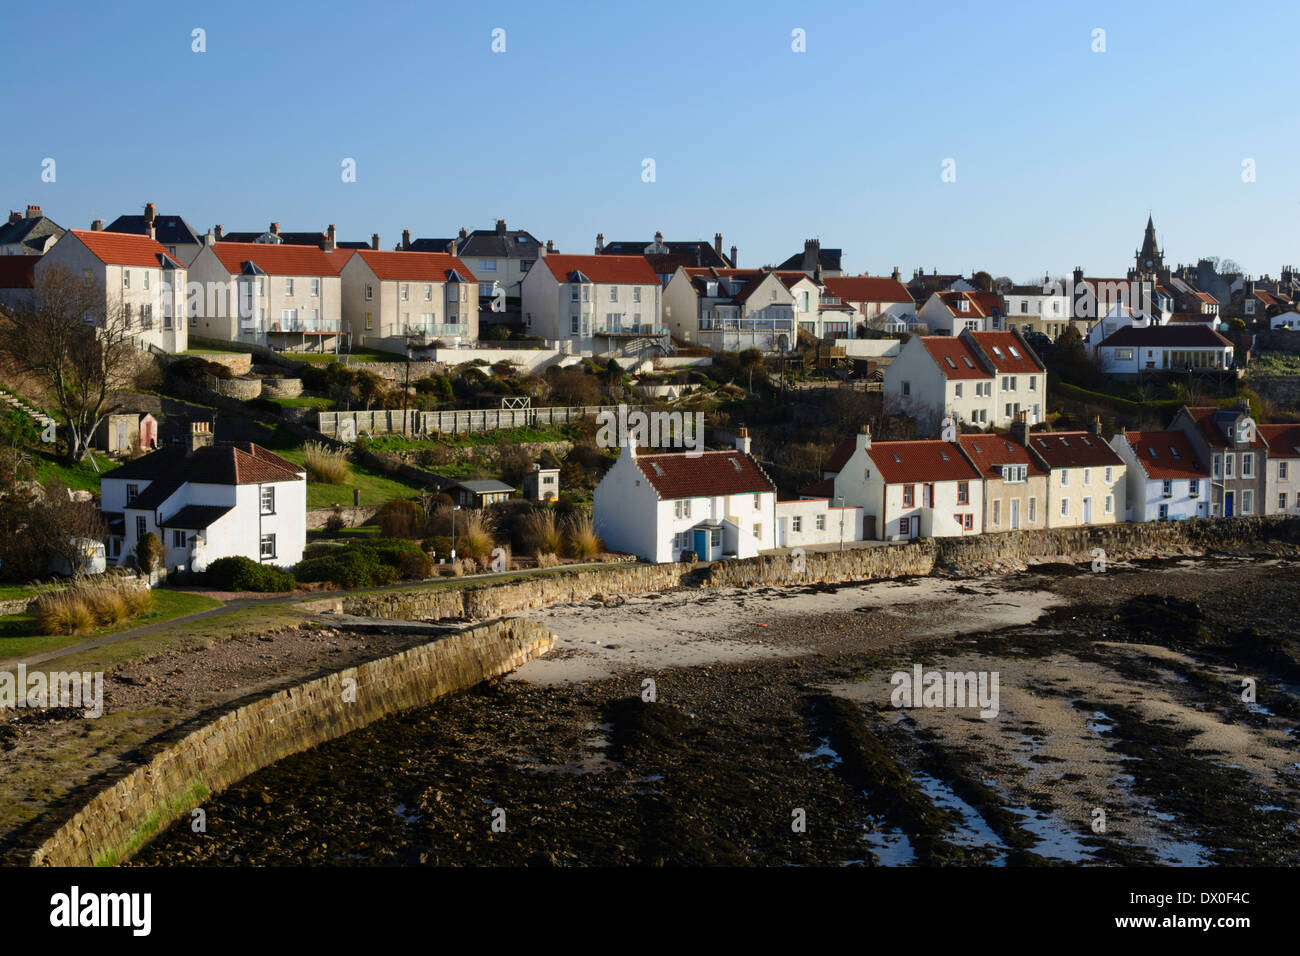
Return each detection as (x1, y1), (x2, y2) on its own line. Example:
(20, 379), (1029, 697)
(450, 503), (461, 561)
(835, 495), (845, 551)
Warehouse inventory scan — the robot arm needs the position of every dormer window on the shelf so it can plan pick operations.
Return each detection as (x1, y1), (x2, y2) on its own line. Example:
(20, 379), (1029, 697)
(958, 299), (970, 312)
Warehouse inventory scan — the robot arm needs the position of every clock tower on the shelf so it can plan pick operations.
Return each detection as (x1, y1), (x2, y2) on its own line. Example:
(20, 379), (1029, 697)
(1134, 215), (1164, 279)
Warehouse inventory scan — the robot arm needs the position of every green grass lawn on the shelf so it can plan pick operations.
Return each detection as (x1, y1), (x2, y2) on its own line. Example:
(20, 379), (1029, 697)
(368, 423), (577, 452)
(35, 449), (116, 492)
(0, 589), (223, 661)
(1249, 350), (1300, 377)
(285, 349), (408, 365)
(268, 395), (335, 409)
(273, 447), (430, 508)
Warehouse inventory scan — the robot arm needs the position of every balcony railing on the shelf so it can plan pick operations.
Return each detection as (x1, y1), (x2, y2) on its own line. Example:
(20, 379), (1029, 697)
(269, 319), (342, 333)
(699, 318), (794, 331)
(593, 324), (665, 337)
(405, 324), (468, 339)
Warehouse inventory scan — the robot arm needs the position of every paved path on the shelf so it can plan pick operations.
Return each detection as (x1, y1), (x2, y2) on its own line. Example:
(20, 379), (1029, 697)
(6, 562), (614, 669)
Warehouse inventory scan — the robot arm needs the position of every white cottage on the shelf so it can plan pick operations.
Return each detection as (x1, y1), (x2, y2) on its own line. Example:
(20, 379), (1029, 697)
(1109, 430), (1209, 521)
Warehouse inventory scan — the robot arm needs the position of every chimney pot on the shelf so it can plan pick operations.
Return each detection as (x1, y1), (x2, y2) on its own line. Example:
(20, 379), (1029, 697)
(270, 222), (280, 235)
(371, 233), (380, 250)
(91, 219), (104, 231)
(496, 219), (506, 235)
(25, 205), (41, 219)
(144, 202), (156, 223)
(402, 228), (411, 250)
(7, 211), (20, 225)
(595, 232), (604, 254)
(714, 233), (722, 256)
(730, 244), (738, 267)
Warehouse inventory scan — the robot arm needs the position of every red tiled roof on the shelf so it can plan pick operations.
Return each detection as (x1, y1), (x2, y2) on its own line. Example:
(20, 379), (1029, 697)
(0, 255), (38, 288)
(936, 290), (1002, 317)
(866, 440), (981, 484)
(1118, 431), (1206, 480)
(635, 450), (775, 500)
(821, 437), (857, 475)
(69, 229), (179, 269)
(920, 336), (990, 379)
(799, 477), (836, 498)
(1027, 431), (1123, 469)
(353, 250), (477, 282)
(957, 434), (1047, 480)
(543, 254), (658, 285)
(822, 275), (912, 304)
(1182, 406), (1267, 450)
(1258, 423), (1300, 457)
(210, 241), (350, 277)
(967, 331), (1044, 373)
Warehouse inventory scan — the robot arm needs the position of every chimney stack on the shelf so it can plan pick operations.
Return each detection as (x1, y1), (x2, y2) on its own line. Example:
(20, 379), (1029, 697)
(445, 240), (457, 255)
(371, 233), (380, 250)
(185, 420), (214, 455)
(803, 238), (820, 273)
(402, 228), (411, 250)
(730, 244), (738, 267)
(714, 232), (723, 257)
(214, 224), (224, 241)
(1010, 410), (1030, 447)
(814, 263), (824, 284)
(595, 233), (605, 254)
(322, 224), (336, 252)
(270, 222), (280, 237)
(734, 426), (751, 455)
(144, 202), (156, 224)
(90, 219), (104, 231)
(495, 219), (507, 236)
(25, 205), (41, 219)
(458, 226), (468, 239)
(204, 227), (215, 246)
(856, 424), (872, 453)
(7, 211), (20, 226)
(1090, 415), (1103, 437)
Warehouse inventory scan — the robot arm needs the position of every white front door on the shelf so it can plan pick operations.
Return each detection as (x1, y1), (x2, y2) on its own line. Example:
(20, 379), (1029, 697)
(1082, 497), (1092, 524)
(777, 518), (787, 547)
(1010, 498), (1020, 530)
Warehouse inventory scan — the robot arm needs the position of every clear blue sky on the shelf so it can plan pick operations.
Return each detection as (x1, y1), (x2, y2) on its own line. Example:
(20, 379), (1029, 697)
(3, 0), (1297, 281)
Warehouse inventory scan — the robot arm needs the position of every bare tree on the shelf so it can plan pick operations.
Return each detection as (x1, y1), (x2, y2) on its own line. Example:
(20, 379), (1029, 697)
(0, 265), (137, 463)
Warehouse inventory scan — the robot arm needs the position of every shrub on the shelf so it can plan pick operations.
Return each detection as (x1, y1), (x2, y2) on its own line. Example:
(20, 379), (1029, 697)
(521, 510), (562, 555)
(292, 540), (426, 588)
(377, 499), (422, 539)
(204, 555), (295, 592)
(33, 578), (153, 635)
(324, 507), (346, 534)
(534, 551), (560, 568)
(303, 442), (352, 484)
(135, 532), (162, 574)
(457, 510), (496, 560)
(35, 592), (95, 636)
(562, 513), (602, 559)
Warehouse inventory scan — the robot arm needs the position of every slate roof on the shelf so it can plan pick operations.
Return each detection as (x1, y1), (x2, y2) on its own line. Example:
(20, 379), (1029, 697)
(866, 441), (982, 484)
(1180, 406), (1267, 450)
(1117, 431), (1206, 480)
(456, 228), (542, 260)
(0, 213), (65, 253)
(602, 239), (732, 270)
(1096, 325), (1233, 349)
(635, 450), (775, 500)
(106, 213), (202, 248)
(110, 442), (304, 490)
(776, 247), (842, 273)
(160, 504), (234, 529)
(1027, 432), (1123, 469)
(452, 479), (516, 494)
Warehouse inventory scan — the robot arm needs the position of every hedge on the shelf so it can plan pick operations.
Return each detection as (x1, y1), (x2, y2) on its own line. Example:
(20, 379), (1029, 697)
(204, 555), (295, 592)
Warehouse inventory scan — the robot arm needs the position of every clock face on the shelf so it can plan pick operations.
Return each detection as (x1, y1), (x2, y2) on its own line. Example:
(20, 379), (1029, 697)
(1145, 260), (1153, 267)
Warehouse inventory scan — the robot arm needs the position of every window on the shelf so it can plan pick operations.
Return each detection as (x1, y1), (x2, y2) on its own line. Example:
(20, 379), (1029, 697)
(609, 287), (618, 302)
(633, 287), (641, 303)
(753, 494), (762, 509)
(143, 272), (149, 290)
(258, 278), (265, 296)
(478, 260), (496, 272)
(285, 278), (294, 296)
(965, 514), (974, 530)
(1060, 469), (1069, 486)
(674, 500), (691, 519)
(1242, 453), (1253, 478)
(365, 312), (373, 330)
(1005, 403), (1013, 418)
(1105, 495), (1113, 514)
(1280, 461), (1290, 480)
(992, 499), (1001, 525)
(1246, 299), (1255, 314)
(1158, 504), (1169, 521)
(365, 284), (373, 300)
(570, 315), (580, 335)
(1028, 497), (1036, 522)
(172, 529), (186, 548)
(1279, 493), (1288, 511)
(1213, 454), (1222, 478)
(401, 283), (409, 301)
(261, 486), (275, 514)
(1083, 468), (1091, 486)
(1225, 454), (1234, 478)
(421, 284), (431, 301)
(752, 523), (762, 539)
(1242, 490), (1253, 515)
(123, 270), (130, 289)
(311, 278), (320, 296)
(792, 516), (802, 533)
(1029, 377), (1036, 391)
(903, 484), (915, 507)
(136, 515), (147, 540)
(816, 514), (826, 531)
(1060, 498), (1069, 517)
(1105, 467), (1113, 483)
(955, 383), (963, 398)
(260, 534), (277, 559)
(957, 481), (969, 505)
(902, 381), (911, 397)
(570, 287), (580, 302)
(1162, 479), (1172, 496)
(126, 483), (139, 504)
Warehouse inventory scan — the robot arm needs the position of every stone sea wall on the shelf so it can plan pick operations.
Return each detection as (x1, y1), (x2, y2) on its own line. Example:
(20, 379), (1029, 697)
(29, 617), (553, 867)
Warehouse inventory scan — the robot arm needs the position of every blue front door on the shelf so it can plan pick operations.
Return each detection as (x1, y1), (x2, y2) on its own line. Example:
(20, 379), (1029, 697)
(1224, 492), (1234, 517)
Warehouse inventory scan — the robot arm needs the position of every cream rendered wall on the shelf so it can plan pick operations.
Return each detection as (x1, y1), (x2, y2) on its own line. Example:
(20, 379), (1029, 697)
(186, 246), (342, 344)
(980, 476), (1048, 532)
(519, 264), (562, 341)
(1043, 465), (1123, 527)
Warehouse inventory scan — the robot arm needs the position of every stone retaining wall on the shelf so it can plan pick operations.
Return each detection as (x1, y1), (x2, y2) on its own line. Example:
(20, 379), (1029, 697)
(336, 516), (1300, 622)
(206, 375), (262, 400)
(260, 377), (304, 399)
(305, 504), (381, 530)
(29, 617), (553, 867)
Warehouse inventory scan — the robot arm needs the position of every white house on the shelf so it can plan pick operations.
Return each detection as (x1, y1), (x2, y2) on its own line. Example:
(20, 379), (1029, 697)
(1259, 424), (1300, 515)
(37, 229), (188, 352)
(340, 249), (479, 352)
(823, 429), (983, 540)
(593, 431), (777, 563)
(915, 290), (1005, 334)
(662, 267), (798, 353)
(1024, 425), (1125, 527)
(522, 253), (664, 353)
(99, 423), (306, 573)
(1109, 430), (1209, 521)
(1001, 281), (1071, 340)
(775, 496), (863, 548)
(883, 329), (1045, 434)
(822, 274), (917, 334)
(187, 241), (351, 350)
(1093, 324), (1234, 378)
(1269, 311), (1300, 331)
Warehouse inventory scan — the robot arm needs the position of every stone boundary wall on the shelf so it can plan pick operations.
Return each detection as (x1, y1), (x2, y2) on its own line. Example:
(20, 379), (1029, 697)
(29, 617), (553, 867)
(305, 504), (381, 530)
(332, 516), (1300, 622)
(260, 377), (304, 399)
(318, 404), (650, 438)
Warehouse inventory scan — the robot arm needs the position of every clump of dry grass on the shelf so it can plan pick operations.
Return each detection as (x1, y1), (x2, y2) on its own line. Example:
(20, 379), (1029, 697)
(33, 578), (153, 635)
(533, 551), (560, 568)
(34, 591), (95, 636)
(457, 510), (496, 561)
(562, 513), (603, 560)
(303, 442), (352, 484)
(521, 510), (562, 555)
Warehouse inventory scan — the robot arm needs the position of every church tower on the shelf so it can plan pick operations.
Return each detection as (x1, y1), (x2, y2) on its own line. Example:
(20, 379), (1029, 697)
(1135, 215), (1164, 277)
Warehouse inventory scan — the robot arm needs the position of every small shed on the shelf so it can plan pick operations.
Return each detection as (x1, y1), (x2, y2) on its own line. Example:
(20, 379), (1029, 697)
(94, 413), (142, 454)
(523, 463), (560, 501)
(449, 479), (515, 508)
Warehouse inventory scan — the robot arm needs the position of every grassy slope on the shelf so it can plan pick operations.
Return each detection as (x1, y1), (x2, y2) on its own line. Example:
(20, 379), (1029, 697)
(272, 447), (428, 508)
